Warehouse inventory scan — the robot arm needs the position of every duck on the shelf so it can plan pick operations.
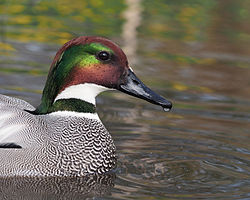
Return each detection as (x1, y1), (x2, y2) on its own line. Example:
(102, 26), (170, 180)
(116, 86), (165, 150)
(0, 36), (172, 177)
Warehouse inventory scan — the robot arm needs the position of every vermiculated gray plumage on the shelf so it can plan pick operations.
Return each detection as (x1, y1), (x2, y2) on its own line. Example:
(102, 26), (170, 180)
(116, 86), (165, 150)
(0, 94), (116, 176)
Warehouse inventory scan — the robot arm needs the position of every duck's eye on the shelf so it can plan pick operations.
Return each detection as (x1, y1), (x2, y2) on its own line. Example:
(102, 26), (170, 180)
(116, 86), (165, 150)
(97, 51), (111, 61)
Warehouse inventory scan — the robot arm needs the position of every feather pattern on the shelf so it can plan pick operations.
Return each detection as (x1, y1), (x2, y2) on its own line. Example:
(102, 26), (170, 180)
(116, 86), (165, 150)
(0, 94), (116, 176)
(0, 36), (172, 177)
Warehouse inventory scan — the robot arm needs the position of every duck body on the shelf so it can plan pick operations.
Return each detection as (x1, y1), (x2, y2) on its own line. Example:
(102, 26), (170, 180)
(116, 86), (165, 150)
(0, 36), (172, 177)
(0, 94), (116, 176)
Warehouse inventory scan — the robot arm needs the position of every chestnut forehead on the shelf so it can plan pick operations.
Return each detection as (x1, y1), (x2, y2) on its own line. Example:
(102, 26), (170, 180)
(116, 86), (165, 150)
(50, 36), (129, 71)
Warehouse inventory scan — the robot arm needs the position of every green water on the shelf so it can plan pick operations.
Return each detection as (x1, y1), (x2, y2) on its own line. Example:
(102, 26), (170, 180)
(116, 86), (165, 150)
(0, 0), (250, 199)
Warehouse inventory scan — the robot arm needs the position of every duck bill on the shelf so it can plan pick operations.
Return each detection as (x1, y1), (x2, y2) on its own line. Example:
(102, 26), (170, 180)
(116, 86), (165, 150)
(118, 69), (172, 111)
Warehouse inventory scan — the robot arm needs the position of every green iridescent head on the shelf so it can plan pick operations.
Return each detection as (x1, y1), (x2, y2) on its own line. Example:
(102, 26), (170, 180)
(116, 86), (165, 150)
(33, 36), (172, 115)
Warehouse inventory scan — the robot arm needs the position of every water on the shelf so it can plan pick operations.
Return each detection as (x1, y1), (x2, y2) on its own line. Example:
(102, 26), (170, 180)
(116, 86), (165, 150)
(163, 107), (170, 112)
(0, 0), (250, 199)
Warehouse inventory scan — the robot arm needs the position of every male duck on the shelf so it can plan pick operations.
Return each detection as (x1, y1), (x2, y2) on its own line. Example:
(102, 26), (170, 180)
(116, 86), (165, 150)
(0, 36), (172, 176)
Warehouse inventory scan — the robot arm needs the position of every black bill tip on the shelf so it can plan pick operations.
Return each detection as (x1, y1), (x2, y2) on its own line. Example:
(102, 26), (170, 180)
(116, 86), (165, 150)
(155, 96), (172, 112)
(118, 69), (172, 111)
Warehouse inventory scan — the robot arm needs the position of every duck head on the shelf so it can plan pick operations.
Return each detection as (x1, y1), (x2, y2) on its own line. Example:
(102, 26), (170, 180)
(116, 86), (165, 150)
(34, 36), (172, 114)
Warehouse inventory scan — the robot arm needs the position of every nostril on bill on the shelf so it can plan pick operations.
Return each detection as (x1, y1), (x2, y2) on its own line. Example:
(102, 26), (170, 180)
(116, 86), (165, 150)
(132, 79), (140, 85)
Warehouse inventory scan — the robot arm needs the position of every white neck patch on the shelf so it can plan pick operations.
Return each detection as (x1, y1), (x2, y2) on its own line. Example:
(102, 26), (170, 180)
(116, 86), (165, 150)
(54, 83), (110, 105)
(48, 111), (101, 120)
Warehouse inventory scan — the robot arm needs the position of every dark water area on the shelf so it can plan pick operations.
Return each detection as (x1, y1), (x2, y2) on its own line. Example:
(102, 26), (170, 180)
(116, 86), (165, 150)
(0, 0), (250, 199)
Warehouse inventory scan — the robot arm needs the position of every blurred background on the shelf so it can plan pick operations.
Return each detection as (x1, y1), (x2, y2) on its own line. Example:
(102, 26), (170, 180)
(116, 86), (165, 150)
(0, 0), (250, 199)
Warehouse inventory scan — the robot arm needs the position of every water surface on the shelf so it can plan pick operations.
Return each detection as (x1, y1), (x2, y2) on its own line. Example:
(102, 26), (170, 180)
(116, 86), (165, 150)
(0, 0), (250, 199)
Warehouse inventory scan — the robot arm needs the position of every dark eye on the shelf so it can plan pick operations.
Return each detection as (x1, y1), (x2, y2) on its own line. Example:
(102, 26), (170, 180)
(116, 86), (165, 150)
(96, 51), (111, 61)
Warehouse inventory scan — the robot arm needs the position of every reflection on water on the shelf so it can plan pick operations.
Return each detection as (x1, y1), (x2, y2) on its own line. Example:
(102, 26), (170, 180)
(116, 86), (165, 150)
(1, 0), (250, 199)
(0, 173), (115, 200)
(122, 0), (142, 64)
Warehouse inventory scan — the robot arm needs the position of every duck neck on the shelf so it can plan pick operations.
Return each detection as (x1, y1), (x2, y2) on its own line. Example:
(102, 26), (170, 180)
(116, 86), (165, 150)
(48, 98), (96, 113)
(34, 44), (101, 115)
(32, 83), (109, 115)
